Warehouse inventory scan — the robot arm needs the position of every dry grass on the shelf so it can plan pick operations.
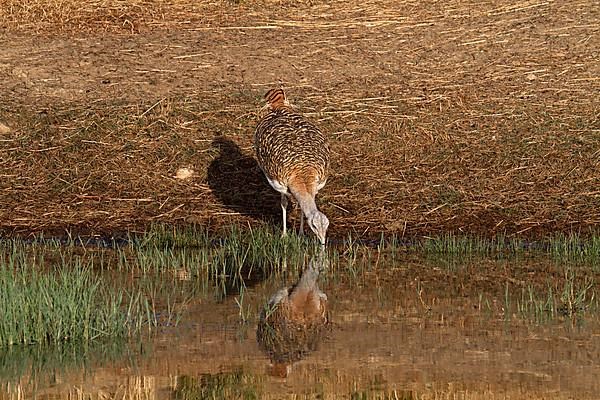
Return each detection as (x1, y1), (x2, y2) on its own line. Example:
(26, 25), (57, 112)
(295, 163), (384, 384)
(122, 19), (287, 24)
(0, 0), (219, 33)
(0, 0), (598, 239)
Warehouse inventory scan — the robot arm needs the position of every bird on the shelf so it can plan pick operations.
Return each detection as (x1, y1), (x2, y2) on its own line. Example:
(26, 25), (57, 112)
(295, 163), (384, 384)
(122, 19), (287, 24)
(256, 253), (329, 377)
(254, 87), (330, 245)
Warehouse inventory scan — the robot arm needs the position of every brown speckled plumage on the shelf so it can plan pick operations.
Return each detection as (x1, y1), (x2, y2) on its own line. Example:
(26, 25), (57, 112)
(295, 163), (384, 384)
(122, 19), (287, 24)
(255, 90), (329, 192)
(254, 88), (330, 243)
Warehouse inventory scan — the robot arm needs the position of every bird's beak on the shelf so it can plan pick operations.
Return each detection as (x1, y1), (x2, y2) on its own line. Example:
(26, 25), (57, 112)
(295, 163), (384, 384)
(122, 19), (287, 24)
(318, 234), (326, 246)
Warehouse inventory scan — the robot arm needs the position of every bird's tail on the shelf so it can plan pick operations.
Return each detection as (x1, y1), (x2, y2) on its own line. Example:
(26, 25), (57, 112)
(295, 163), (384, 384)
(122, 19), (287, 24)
(264, 87), (290, 110)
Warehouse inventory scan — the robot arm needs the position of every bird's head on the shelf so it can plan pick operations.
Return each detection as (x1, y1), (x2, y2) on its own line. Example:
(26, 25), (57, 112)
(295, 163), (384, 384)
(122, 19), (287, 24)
(308, 211), (329, 245)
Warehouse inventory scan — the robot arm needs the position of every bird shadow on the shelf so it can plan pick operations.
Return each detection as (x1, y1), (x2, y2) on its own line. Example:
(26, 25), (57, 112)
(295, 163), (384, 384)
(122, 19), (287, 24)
(207, 136), (280, 224)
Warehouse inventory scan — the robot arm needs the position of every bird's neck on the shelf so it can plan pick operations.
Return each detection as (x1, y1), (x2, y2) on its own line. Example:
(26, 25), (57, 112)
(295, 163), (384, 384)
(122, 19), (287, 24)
(293, 263), (320, 293)
(290, 187), (318, 218)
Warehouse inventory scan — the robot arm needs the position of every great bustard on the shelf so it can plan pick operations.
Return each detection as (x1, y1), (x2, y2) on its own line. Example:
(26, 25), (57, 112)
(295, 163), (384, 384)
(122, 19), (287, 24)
(257, 253), (329, 377)
(254, 88), (330, 245)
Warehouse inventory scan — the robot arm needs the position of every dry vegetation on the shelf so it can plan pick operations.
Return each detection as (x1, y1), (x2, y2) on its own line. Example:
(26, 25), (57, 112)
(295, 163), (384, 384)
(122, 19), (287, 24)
(0, 0), (598, 239)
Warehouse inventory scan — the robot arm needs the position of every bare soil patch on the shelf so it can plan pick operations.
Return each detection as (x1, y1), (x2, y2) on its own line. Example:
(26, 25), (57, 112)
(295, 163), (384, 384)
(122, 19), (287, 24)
(1, 0), (598, 238)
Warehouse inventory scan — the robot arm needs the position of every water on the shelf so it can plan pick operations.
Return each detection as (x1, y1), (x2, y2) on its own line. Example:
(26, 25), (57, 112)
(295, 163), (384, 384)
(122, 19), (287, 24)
(1, 248), (599, 399)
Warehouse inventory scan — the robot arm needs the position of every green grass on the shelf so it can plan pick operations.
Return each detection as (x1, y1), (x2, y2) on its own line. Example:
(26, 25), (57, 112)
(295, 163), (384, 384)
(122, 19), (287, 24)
(0, 240), (157, 347)
(135, 224), (212, 249)
(173, 370), (261, 400)
(350, 390), (416, 400)
(125, 224), (323, 296)
(507, 267), (598, 323)
(399, 232), (600, 266)
(1, 225), (599, 349)
(0, 224), (323, 348)
(417, 233), (521, 256)
(92, 225), (600, 274)
(549, 233), (600, 265)
(0, 338), (129, 384)
(0, 256), (151, 347)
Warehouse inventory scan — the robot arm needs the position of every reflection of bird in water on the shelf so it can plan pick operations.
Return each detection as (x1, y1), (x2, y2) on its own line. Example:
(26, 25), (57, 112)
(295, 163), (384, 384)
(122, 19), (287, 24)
(254, 87), (330, 245)
(256, 253), (329, 378)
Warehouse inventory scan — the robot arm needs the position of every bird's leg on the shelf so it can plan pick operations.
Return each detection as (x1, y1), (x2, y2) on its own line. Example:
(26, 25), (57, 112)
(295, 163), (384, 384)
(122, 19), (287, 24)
(299, 209), (304, 235)
(280, 193), (288, 237)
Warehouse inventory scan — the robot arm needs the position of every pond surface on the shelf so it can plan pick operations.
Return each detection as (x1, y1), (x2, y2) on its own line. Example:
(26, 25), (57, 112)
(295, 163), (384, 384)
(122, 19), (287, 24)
(1, 250), (600, 399)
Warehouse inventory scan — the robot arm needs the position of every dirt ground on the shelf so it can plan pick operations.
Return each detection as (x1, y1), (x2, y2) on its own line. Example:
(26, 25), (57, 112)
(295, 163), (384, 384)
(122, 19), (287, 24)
(0, 0), (598, 239)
